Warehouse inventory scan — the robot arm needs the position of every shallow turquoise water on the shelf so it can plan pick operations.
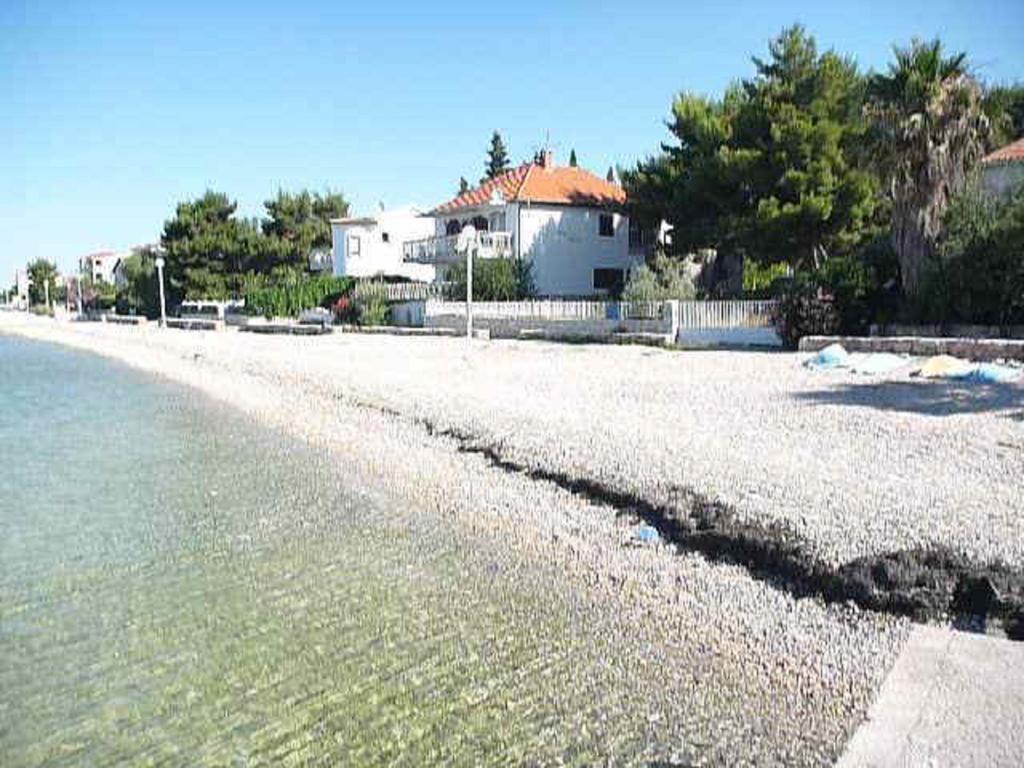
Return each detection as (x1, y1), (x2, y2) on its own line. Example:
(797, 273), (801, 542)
(0, 336), (694, 765)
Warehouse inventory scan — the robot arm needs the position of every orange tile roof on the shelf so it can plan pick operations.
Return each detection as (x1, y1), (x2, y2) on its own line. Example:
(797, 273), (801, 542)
(432, 163), (626, 214)
(982, 137), (1024, 165)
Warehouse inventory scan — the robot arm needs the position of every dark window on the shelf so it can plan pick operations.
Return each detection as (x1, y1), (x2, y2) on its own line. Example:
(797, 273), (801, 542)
(446, 219), (461, 236)
(471, 215), (489, 232)
(593, 268), (624, 293)
(381, 232), (390, 243)
(598, 213), (614, 237)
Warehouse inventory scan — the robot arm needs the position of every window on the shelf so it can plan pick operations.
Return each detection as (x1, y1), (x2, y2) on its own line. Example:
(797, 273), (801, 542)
(348, 235), (361, 257)
(381, 232), (390, 243)
(598, 213), (615, 237)
(593, 268), (624, 293)
(446, 219), (462, 236)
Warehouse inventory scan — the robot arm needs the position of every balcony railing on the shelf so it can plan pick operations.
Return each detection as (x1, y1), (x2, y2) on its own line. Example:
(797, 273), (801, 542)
(403, 231), (513, 264)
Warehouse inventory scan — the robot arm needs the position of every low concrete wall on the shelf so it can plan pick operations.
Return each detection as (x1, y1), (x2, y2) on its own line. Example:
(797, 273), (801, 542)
(166, 317), (224, 332)
(871, 323), (1024, 340)
(391, 300), (425, 327)
(800, 335), (1024, 362)
(677, 327), (782, 348)
(100, 314), (149, 326)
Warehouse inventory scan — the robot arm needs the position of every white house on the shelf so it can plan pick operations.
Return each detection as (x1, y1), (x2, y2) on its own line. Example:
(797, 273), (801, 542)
(14, 268), (29, 308)
(80, 250), (127, 287)
(402, 151), (651, 296)
(981, 137), (1024, 198)
(330, 206), (436, 282)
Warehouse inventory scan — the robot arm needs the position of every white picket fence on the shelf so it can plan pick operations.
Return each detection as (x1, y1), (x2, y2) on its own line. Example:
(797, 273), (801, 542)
(426, 300), (611, 320)
(353, 281), (451, 302)
(677, 300), (777, 329)
(419, 298), (779, 346)
(425, 298), (774, 326)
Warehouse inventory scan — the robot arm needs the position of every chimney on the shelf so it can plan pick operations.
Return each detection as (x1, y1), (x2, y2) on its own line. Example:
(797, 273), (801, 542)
(540, 150), (555, 168)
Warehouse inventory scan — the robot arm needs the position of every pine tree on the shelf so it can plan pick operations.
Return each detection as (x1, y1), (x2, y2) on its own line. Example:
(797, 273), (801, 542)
(606, 166), (615, 183)
(458, 177), (470, 195)
(569, 149), (578, 167)
(485, 131), (510, 180)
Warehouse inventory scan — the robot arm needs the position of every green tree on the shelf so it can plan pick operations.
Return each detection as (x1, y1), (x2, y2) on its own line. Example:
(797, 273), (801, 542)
(261, 189), (349, 272)
(925, 185), (1024, 325)
(865, 38), (989, 297)
(26, 259), (58, 306)
(606, 166), (615, 182)
(458, 176), (470, 195)
(625, 26), (878, 272)
(447, 258), (534, 301)
(984, 82), (1024, 148)
(115, 246), (160, 317)
(160, 190), (261, 301)
(569, 149), (578, 167)
(484, 130), (510, 180)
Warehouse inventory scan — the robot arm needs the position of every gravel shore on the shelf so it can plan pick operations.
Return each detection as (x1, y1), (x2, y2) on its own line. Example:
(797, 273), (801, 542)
(18, 317), (1018, 568)
(6, 314), (983, 764)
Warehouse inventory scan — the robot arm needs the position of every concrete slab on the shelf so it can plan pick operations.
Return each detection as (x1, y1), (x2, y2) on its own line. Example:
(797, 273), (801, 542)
(838, 626), (1024, 767)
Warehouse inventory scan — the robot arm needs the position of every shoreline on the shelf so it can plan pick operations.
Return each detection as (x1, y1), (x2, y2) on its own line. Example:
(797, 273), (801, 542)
(4, 315), (1020, 630)
(5, 313), (1004, 762)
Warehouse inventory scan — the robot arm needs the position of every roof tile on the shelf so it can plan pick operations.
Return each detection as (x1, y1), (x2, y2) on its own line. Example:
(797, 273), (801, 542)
(982, 137), (1024, 165)
(432, 163), (625, 213)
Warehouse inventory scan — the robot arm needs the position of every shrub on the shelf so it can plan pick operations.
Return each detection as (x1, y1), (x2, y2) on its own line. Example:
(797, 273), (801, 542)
(243, 274), (353, 319)
(332, 294), (357, 324)
(447, 258), (534, 301)
(352, 281), (390, 326)
(772, 275), (840, 350)
(622, 253), (696, 302)
(923, 186), (1024, 326)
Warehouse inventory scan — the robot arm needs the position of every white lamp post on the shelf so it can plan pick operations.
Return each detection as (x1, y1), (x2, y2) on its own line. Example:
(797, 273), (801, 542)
(155, 257), (167, 327)
(455, 225), (477, 341)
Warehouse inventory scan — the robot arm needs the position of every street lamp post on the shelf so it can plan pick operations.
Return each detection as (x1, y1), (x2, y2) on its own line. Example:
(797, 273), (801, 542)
(155, 257), (167, 327)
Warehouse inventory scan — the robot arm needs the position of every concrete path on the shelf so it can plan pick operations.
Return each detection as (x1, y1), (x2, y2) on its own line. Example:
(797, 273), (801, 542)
(838, 625), (1024, 767)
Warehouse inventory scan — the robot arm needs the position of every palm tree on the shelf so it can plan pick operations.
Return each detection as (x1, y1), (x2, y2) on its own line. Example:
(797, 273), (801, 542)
(866, 39), (988, 297)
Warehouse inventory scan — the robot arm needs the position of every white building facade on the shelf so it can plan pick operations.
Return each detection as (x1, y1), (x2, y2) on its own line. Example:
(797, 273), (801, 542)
(330, 206), (436, 282)
(403, 153), (649, 297)
(80, 250), (127, 286)
(981, 137), (1024, 199)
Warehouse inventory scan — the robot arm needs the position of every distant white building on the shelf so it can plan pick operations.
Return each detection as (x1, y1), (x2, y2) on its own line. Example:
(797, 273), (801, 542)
(80, 250), (128, 287)
(981, 137), (1024, 198)
(403, 152), (653, 297)
(330, 206), (436, 282)
(14, 268), (29, 308)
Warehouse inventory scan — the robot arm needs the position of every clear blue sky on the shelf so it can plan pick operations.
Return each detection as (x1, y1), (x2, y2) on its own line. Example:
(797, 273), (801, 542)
(2, 0), (1022, 279)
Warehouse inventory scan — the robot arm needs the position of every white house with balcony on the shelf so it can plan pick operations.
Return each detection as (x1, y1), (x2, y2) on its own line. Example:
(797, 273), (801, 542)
(330, 205), (436, 282)
(403, 152), (652, 296)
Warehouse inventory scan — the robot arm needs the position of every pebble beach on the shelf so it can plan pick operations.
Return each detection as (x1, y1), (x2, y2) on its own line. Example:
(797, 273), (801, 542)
(5, 313), (1022, 764)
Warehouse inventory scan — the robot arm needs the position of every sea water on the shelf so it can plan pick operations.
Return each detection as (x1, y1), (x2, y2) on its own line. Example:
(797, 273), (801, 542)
(0, 336), (686, 765)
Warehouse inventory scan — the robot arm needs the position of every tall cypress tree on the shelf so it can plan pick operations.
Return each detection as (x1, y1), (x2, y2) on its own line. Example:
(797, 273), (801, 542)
(569, 149), (578, 167)
(485, 131), (511, 180)
(606, 166), (615, 182)
(458, 177), (470, 195)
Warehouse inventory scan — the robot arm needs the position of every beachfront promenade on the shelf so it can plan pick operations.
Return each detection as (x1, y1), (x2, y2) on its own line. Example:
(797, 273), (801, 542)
(2, 313), (1022, 765)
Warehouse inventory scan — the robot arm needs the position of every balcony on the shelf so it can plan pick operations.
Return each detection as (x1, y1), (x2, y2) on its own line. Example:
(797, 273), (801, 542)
(403, 231), (513, 264)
